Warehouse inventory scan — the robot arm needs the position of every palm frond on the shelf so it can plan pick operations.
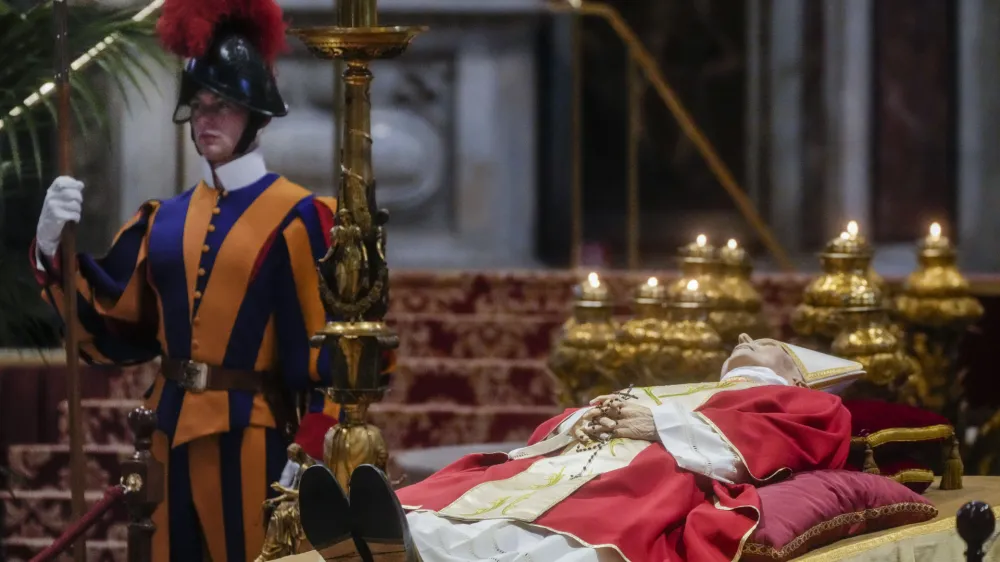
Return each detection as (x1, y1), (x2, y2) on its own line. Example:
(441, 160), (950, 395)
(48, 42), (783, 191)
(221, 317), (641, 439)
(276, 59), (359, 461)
(0, 2), (172, 183)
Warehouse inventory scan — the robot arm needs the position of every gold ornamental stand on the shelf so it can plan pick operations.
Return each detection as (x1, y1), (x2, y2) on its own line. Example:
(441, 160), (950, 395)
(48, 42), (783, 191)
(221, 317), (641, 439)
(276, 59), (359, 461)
(290, 1), (424, 491)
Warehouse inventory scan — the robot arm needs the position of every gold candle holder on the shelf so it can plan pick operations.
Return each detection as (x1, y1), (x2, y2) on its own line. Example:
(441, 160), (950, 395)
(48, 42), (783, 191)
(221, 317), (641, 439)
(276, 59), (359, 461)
(831, 305), (919, 402)
(548, 273), (622, 406)
(288, 0), (425, 492)
(791, 225), (883, 349)
(895, 222), (984, 416)
(712, 239), (768, 346)
(662, 279), (727, 382)
(612, 277), (673, 387)
(667, 234), (723, 306)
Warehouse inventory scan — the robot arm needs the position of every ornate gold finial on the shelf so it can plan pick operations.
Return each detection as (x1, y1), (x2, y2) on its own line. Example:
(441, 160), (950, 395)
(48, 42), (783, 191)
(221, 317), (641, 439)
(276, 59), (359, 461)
(548, 273), (622, 405)
(894, 222), (983, 414)
(611, 276), (673, 386)
(660, 279), (726, 382)
(712, 239), (768, 346)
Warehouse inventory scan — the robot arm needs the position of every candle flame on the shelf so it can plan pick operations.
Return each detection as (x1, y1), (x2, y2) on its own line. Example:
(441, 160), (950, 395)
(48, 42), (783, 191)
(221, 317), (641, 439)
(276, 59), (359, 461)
(647, 277), (658, 287)
(846, 221), (859, 236)
(696, 234), (707, 247)
(840, 232), (849, 240)
(587, 272), (600, 288)
(727, 239), (738, 250)
(686, 279), (699, 292)
(930, 222), (942, 238)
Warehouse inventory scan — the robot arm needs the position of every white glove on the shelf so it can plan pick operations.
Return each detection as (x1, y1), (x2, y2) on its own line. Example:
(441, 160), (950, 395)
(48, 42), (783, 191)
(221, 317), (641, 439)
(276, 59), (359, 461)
(36, 176), (84, 260)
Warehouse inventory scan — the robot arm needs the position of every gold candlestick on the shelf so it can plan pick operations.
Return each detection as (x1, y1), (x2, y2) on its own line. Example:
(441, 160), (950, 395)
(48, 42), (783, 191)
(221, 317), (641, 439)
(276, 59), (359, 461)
(288, 1), (425, 492)
(792, 224), (883, 349)
(712, 239), (768, 346)
(613, 277), (673, 386)
(662, 279), (727, 382)
(548, 273), (622, 405)
(895, 222), (984, 416)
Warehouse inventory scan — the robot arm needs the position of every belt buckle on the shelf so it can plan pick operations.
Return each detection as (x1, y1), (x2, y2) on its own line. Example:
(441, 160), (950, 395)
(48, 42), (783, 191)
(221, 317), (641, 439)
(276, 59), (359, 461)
(181, 361), (209, 393)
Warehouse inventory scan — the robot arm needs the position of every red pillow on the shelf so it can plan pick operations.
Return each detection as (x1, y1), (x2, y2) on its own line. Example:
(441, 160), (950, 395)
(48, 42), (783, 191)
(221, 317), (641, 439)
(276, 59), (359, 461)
(843, 400), (950, 436)
(741, 470), (938, 561)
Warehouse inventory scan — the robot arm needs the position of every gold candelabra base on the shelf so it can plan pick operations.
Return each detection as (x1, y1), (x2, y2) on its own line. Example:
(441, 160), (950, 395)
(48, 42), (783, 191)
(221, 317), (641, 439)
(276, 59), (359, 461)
(323, 403), (389, 491)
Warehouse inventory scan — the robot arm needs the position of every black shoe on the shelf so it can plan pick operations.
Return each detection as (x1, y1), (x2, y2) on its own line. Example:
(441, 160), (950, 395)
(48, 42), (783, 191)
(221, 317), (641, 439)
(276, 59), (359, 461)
(349, 464), (421, 562)
(299, 464), (374, 562)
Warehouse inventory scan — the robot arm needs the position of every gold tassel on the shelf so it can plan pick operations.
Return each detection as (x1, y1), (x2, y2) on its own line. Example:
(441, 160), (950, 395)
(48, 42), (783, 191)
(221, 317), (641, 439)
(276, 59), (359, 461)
(862, 444), (880, 475)
(940, 435), (964, 490)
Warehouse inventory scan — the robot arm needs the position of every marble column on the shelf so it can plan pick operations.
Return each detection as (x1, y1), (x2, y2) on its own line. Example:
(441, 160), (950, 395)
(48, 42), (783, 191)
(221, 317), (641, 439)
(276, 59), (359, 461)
(822, 0), (872, 239)
(958, 0), (1000, 271)
(766, 0), (805, 252)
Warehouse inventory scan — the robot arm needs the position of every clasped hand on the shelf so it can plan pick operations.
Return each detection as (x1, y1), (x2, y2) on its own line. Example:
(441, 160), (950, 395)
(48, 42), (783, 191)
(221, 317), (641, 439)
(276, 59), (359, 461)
(573, 394), (657, 444)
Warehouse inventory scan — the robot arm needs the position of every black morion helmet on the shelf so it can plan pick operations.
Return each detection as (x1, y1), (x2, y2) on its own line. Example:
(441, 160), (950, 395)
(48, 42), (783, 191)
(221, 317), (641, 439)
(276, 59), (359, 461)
(172, 29), (288, 124)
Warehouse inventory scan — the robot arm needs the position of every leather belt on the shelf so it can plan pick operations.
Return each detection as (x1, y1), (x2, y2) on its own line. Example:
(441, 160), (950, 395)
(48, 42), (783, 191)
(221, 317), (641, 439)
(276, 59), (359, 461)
(161, 359), (266, 394)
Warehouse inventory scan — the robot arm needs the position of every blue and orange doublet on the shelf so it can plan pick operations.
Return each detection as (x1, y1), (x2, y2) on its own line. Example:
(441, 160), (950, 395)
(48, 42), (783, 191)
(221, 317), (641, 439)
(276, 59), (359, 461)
(33, 172), (346, 561)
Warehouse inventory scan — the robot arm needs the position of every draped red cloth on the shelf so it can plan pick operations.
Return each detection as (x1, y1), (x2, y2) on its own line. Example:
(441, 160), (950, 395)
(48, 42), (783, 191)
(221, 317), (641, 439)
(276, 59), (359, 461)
(397, 386), (851, 562)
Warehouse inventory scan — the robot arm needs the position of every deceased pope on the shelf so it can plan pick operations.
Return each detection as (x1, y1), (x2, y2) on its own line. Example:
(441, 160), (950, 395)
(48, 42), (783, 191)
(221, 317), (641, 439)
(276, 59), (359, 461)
(295, 335), (865, 562)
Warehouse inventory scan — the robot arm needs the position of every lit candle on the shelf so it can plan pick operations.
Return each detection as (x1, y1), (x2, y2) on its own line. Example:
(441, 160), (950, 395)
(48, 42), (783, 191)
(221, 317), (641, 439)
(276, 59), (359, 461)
(636, 276), (665, 301)
(929, 222), (942, 241)
(575, 271), (610, 302)
(696, 234), (707, 247)
(847, 221), (859, 237)
(686, 279), (699, 292)
(727, 239), (737, 250)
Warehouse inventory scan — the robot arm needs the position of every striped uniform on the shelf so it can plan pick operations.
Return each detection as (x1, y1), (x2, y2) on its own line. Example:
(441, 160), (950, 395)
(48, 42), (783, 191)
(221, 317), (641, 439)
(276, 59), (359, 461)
(32, 154), (351, 562)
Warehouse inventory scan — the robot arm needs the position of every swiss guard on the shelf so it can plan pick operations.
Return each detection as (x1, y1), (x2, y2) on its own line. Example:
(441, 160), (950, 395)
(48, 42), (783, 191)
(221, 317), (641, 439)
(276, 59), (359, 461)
(29, 0), (354, 559)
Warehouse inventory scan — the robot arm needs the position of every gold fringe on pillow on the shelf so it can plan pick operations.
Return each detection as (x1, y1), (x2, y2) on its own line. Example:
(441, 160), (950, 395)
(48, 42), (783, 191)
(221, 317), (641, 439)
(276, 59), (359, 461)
(940, 435), (964, 490)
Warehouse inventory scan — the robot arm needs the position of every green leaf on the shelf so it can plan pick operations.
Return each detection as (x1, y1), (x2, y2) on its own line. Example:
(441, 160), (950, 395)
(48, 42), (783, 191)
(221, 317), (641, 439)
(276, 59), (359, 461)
(3, 116), (22, 177)
(21, 107), (42, 180)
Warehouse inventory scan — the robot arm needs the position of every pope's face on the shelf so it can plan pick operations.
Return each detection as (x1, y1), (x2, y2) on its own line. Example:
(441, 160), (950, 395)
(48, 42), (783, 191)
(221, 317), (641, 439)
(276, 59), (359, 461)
(722, 339), (805, 386)
(189, 90), (250, 165)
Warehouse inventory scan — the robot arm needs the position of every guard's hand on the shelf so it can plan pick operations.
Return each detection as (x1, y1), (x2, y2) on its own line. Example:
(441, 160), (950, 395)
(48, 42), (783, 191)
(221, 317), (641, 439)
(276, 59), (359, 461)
(36, 176), (84, 258)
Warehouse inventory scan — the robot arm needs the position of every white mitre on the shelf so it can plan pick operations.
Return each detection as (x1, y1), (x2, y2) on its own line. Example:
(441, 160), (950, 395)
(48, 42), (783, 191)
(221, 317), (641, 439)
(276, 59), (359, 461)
(778, 342), (865, 394)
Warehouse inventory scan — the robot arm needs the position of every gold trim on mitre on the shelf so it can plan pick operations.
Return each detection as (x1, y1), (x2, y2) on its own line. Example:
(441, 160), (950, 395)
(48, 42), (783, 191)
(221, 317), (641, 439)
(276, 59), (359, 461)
(778, 342), (865, 392)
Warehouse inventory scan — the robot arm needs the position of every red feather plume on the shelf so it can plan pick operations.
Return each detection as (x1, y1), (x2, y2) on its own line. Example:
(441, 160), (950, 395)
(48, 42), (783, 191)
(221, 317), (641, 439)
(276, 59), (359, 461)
(156, 0), (289, 65)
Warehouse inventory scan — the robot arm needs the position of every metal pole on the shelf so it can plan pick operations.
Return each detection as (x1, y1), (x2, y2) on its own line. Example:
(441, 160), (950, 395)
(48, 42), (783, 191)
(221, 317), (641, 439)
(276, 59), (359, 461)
(53, 0), (86, 560)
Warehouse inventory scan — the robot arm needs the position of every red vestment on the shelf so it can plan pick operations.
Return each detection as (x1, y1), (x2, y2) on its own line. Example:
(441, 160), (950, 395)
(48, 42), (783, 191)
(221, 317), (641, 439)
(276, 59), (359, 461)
(397, 385), (851, 562)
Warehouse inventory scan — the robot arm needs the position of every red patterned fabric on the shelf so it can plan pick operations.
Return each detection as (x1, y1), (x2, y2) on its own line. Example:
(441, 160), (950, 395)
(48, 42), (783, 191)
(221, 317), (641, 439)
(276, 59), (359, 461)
(742, 470), (937, 561)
